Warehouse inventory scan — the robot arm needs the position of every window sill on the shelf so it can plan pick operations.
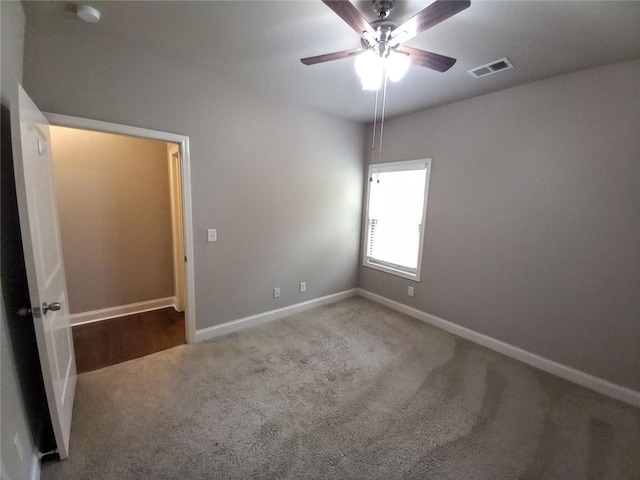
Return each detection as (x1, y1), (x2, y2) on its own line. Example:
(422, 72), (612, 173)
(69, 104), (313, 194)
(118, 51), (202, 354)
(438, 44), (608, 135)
(363, 261), (421, 282)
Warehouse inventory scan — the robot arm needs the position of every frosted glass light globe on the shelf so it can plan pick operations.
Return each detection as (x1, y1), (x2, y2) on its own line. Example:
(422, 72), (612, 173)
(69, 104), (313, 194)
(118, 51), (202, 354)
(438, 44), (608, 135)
(355, 50), (384, 91)
(385, 51), (410, 82)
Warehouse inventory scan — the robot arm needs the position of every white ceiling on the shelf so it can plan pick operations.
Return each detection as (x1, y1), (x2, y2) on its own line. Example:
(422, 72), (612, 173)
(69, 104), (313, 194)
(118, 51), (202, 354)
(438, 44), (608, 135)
(23, 1), (640, 122)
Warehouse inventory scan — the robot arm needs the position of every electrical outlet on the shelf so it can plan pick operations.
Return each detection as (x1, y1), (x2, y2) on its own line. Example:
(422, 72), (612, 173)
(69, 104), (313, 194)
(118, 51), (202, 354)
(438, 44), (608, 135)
(407, 286), (414, 297)
(273, 287), (280, 299)
(13, 433), (24, 465)
(207, 228), (217, 242)
(300, 282), (307, 293)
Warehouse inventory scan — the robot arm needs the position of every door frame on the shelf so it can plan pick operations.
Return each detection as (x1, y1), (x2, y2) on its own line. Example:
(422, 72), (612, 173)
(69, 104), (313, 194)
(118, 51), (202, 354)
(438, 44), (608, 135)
(45, 112), (197, 344)
(167, 143), (186, 313)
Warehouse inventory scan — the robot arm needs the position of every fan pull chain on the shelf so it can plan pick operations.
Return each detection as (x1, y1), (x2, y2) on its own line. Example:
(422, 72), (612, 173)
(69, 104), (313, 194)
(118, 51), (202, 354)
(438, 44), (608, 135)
(369, 87), (380, 183)
(376, 73), (389, 183)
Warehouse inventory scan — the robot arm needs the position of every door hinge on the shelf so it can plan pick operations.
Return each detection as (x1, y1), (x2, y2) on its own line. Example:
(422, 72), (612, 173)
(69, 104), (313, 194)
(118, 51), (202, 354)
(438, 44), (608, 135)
(184, 256), (187, 263)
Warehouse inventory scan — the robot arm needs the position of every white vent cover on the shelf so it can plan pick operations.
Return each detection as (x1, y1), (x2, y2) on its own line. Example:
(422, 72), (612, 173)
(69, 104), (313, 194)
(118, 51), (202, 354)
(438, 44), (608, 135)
(468, 58), (513, 78)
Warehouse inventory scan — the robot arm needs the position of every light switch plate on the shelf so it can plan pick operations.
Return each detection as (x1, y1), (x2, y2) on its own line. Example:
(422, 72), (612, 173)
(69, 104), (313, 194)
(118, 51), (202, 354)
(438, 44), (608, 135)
(207, 229), (217, 242)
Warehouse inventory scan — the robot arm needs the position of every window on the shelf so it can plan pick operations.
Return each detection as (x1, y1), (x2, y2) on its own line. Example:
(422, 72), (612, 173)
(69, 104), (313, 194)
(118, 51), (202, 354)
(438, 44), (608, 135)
(363, 159), (431, 281)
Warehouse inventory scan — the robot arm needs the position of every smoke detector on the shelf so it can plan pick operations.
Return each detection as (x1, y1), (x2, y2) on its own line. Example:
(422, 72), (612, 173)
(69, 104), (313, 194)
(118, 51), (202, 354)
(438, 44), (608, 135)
(468, 58), (513, 79)
(76, 5), (101, 23)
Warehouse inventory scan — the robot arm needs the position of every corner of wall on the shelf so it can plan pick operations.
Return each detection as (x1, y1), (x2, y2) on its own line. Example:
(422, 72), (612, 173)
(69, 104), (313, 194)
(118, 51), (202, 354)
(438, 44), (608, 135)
(1, 6), (46, 476)
(0, 0), (25, 106)
(0, 300), (42, 480)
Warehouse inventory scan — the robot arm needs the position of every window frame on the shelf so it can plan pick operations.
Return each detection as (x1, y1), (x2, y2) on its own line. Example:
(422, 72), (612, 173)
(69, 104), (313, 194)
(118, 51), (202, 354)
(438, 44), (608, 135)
(362, 158), (431, 282)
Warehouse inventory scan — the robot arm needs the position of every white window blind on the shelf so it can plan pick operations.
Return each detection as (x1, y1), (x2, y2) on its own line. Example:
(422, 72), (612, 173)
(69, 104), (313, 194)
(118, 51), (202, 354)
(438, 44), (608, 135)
(364, 159), (430, 280)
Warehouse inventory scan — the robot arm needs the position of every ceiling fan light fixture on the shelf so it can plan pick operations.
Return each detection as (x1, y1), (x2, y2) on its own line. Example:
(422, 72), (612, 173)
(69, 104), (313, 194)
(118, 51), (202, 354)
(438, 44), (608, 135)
(301, 0), (469, 80)
(355, 49), (409, 90)
(355, 50), (384, 90)
(385, 51), (410, 82)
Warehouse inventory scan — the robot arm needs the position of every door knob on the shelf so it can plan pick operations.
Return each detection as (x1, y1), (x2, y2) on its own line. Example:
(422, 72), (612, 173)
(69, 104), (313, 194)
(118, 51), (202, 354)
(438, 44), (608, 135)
(42, 302), (61, 314)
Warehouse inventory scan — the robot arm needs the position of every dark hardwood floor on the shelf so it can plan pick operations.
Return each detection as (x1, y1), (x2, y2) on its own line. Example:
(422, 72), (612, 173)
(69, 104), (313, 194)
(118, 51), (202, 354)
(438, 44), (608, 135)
(72, 307), (185, 373)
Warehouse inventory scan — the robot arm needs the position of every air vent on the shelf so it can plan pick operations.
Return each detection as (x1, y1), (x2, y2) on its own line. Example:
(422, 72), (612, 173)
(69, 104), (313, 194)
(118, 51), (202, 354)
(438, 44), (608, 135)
(468, 58), (513, 79)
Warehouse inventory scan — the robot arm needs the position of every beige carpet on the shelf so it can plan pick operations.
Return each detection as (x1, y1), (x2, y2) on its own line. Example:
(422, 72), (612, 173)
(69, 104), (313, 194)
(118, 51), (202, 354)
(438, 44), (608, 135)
(42, 297), (640, 479)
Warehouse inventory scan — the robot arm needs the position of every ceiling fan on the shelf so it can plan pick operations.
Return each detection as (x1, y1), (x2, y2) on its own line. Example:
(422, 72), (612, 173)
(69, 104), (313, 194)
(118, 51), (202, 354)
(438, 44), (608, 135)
(301, 0), (470, 84)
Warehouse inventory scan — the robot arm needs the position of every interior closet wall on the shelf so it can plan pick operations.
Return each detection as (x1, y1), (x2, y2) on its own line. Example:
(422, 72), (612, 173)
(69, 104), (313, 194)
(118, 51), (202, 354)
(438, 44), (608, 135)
(50, 127), (174, 314)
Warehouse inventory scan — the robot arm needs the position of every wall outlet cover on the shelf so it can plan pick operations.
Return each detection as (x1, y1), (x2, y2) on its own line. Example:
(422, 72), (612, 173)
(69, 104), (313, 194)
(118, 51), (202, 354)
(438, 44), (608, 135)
(273, 287), (280, 299)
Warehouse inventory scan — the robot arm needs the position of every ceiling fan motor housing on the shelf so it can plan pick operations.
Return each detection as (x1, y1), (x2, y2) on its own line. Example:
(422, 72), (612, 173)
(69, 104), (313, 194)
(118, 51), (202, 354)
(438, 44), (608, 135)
(361, 20), (396, 56)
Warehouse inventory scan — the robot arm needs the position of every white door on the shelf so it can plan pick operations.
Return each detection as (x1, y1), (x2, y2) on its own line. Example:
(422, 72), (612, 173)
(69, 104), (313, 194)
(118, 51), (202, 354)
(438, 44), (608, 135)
(10, 85), (76, 460)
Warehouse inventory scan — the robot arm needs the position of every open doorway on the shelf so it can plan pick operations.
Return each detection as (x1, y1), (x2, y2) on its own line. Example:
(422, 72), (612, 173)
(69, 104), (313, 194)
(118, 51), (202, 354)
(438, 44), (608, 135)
(45, 115), (195, 372)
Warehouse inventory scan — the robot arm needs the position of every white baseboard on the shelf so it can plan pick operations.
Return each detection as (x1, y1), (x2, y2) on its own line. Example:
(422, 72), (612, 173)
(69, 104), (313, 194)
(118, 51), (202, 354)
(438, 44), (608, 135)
(358, 289), (640, 409)
(30, 453), (41, 480)
(69, 297), (175, 326)
(195, 289), (359, 342)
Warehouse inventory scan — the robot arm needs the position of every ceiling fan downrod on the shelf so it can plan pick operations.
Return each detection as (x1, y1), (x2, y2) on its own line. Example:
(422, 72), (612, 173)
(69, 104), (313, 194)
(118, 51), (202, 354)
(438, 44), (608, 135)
(366, 0), (396, 55)
(372, 0), (395, 19)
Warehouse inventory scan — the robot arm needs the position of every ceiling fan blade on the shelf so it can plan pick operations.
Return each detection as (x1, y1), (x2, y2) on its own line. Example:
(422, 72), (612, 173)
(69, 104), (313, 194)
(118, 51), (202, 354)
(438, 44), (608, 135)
(390, 0), (470, 46)
(322, 0), (375, 38)
(397, 46), (457, 72)
(301, 48), (362, 66)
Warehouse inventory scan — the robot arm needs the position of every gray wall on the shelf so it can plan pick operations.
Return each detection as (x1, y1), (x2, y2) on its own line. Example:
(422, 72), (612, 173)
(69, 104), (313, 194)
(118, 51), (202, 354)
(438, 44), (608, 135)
(23, 15), (364, 330)
(1, 3), (43, 479)
(360, 60), (640, 391)
(0, 301), (38, 480)
(50, 127), (174, 314)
